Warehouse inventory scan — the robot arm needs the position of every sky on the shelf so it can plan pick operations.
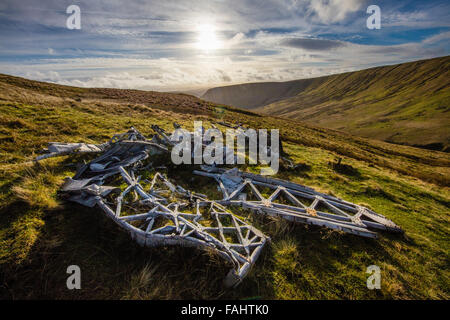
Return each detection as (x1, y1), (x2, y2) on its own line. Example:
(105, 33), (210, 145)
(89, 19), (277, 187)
(0, 0), (449, 91)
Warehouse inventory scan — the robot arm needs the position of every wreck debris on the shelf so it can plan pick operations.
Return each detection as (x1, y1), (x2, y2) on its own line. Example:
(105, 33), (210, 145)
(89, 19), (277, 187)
(37, 126), (269, 287)
(73, 166), (267, 287)
(36, 127), (166, 162)
(35, 124), (403, 287)
(214, 121), (244, 129)
(213, 121), (297, 170)
(193, 166), (403, 238)
(36, 142), (106, 161)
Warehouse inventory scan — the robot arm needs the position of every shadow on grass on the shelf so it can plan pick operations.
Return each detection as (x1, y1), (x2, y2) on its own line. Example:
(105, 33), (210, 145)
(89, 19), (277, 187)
(329, 160), (364, 180)
(0, 200), (264, 299)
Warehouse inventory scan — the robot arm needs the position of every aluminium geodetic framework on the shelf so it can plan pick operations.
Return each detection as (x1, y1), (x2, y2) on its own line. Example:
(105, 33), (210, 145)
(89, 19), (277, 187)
(35, 124), (402, 287)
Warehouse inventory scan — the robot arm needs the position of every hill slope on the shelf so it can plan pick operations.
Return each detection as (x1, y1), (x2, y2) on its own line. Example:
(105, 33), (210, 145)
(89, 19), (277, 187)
(0, 74), (449, 299)
(202, 78), (326, 109)
(203, 57), (450, 151)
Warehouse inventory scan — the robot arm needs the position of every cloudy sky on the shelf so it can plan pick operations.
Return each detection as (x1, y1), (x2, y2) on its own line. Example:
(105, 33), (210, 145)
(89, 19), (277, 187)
(0, 0), (449, 91)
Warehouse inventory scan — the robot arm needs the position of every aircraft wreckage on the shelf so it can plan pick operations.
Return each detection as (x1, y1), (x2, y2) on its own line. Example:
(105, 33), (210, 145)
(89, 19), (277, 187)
(35, 124), (403, 287)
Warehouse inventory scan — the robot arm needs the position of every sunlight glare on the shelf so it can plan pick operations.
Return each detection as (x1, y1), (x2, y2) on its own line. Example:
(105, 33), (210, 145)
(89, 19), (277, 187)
(196, 24), (222, 52)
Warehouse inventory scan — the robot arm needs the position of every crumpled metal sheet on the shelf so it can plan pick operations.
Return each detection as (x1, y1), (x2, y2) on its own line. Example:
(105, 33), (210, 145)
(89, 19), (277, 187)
(36, 142), (106, 160)
(48, 143), (103, 154)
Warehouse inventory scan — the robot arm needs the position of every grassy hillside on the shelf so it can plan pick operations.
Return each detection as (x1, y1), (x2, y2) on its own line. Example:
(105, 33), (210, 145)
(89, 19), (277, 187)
(203, 57), (450, 151)
(257, 56), (450, 151)
(0, 74), (449, 299)
(202, 78), (324, 109)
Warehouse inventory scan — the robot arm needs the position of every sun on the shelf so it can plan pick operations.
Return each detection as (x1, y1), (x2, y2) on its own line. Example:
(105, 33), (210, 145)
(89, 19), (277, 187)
(196, 24), (222, 52)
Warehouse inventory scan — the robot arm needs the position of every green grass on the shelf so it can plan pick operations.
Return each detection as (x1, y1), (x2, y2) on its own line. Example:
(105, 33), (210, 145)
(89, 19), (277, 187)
(252, 56), (450, 151)
(0, 74), (449, 299)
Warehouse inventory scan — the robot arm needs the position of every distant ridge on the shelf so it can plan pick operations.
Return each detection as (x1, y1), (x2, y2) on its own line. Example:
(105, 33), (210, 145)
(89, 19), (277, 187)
(202, 56), (450, 151)
(202, 78), (325, 109)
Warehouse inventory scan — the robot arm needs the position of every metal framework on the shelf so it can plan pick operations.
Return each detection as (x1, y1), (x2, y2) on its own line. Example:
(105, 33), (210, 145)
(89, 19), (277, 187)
(37, 127), (268, 287)
(35, 124), (403, 287)
(194, 166), (403, 238)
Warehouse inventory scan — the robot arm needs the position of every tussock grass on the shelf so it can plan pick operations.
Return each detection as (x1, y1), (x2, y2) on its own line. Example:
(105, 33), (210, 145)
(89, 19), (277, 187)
(122, 264), (161, 299)
(12, 166), (63, 209)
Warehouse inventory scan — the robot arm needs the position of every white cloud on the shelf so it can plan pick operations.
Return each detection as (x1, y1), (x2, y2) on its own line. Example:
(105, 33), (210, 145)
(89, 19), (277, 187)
(4, 34), (444, 92)
(422, 31), (450, 44)
(306, 0), (365, 23)
(0, 0), (448, 91)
